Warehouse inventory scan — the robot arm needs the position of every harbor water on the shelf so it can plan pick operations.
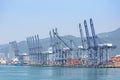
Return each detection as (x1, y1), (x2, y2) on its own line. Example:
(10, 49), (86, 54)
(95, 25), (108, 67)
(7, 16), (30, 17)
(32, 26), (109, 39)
(0, 65), (120, 80)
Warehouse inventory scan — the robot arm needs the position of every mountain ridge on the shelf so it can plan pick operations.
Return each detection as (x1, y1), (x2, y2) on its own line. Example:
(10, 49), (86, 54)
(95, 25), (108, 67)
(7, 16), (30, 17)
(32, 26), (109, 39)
(0, 28), (119, 56)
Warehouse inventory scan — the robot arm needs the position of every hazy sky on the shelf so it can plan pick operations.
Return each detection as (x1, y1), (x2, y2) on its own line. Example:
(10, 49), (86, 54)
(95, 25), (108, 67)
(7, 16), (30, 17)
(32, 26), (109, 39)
(0, 0), (120, 44)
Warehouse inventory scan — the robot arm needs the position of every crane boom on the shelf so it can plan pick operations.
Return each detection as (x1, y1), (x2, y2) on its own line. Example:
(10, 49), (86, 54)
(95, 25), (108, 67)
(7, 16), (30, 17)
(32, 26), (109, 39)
(84, 20), (91, 48)
(79, 23), (85, 49)
(53, 31), (72, 50)
(49, 31), (53, 45)
(90, 18), (97, 47)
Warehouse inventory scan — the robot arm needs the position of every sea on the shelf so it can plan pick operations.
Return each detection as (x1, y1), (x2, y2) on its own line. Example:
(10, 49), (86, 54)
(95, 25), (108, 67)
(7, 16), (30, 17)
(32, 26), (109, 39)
(0, 65), (120, 80)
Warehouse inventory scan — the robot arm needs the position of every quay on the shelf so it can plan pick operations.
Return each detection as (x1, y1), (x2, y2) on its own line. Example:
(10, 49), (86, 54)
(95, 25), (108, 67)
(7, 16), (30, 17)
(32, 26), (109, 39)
(7, 18), (118, 68)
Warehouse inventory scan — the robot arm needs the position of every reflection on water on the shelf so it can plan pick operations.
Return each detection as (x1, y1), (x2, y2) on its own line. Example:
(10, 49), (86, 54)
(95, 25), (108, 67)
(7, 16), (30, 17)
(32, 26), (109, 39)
(0, 65), (120, 80)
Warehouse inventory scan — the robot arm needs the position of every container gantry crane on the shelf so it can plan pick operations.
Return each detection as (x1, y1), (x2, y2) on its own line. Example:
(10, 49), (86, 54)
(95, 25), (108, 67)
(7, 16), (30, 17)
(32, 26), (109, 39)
(84, 20), (94, 65)
(90, 18), (98, 65)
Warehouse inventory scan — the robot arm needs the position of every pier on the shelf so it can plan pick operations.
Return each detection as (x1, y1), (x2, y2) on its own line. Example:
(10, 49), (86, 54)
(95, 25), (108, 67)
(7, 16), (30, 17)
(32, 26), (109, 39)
(8, 18), (118, 68)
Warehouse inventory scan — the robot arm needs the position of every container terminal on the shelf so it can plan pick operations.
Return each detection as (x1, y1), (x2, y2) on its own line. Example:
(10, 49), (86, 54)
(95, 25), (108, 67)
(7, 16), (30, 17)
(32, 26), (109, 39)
(5, 18), (119, 68)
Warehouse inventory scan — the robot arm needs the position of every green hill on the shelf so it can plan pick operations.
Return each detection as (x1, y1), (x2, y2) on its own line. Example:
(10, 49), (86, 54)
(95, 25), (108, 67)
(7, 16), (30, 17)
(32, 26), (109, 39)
(0, 28), (119, 56)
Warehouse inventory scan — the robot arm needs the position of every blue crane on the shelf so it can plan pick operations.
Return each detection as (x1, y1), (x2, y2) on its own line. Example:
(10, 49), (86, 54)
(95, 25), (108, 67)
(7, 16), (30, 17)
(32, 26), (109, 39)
(79, 23), (85, 49)
(84, 20), (93, 65)
(84, 20), (91, 49)
(90, 18), (98, 65)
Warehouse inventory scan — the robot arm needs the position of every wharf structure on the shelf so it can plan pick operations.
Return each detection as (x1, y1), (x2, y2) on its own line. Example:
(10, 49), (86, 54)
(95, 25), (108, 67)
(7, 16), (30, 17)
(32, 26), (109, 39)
(26, 35), (48, 65)
(9, 41), (19, 59)
(8, 41), (29, 64)
(25, 18), (116, 67)
(8, 41), (20, 63)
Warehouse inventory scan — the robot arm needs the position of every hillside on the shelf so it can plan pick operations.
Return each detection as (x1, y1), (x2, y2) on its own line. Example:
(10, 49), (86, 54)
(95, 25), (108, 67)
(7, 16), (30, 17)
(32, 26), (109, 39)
(98, 28), (120, 56)
(0, 28), (119, 56)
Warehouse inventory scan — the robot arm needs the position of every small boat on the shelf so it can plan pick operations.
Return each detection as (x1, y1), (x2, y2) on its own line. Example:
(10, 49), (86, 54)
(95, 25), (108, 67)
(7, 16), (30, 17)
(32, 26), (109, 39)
(11, 57), (22, 66)
(0, 59), (7, 65)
